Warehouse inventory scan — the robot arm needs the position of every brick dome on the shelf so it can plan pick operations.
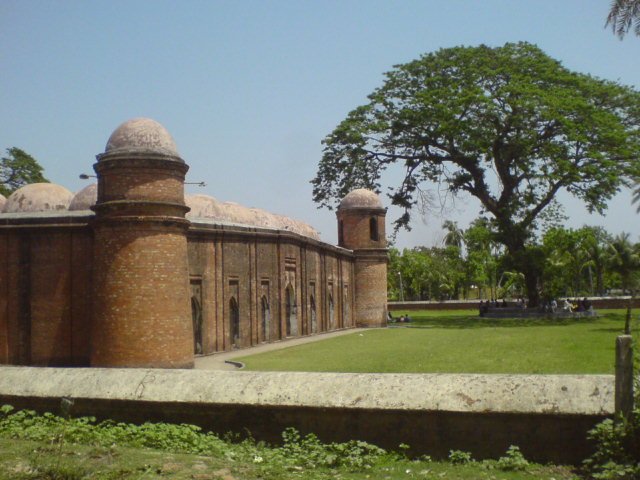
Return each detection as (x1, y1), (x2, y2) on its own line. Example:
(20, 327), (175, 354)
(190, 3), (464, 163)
(103, 118), (180, 158)
(185, 194), (224, 219)
(69, 183), (97, 211)
(248, 207), (282, 229)
(3, 183), (74, 213)
(221, 202), (256, 225)
(339, 189), (383, 210)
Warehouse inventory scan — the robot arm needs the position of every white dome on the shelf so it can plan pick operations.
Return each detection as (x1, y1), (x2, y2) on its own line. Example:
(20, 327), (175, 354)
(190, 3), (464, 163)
(185, 194), (224, 219)
(221, 202), (256, 225)
(69, 183), (97, 211)
(3, 183), (74, 213)
(103, 117), (179, 157)
(339, 188), (383, 209)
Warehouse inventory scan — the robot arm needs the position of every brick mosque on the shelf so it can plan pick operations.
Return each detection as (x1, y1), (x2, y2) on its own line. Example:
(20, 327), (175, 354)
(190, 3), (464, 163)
(0, 118), (388, 368)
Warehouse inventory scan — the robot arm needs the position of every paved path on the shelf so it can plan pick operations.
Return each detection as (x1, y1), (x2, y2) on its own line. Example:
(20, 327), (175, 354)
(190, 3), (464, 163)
(194, 328), (366, 370)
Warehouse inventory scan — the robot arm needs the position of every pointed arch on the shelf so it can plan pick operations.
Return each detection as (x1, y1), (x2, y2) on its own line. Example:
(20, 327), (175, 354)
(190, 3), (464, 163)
(328, 292), (335, 330)
(260, 295), (270, 342)
(229, 297), (240, 348)
(191, 295), (203, 354)
(285, 284), (297, 337)
(310, 294), (317, 333)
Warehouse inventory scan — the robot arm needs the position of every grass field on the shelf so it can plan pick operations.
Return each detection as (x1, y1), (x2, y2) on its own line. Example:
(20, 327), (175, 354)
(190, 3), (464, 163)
(0, 437), (577, 480)
(237, 309), (635, 374)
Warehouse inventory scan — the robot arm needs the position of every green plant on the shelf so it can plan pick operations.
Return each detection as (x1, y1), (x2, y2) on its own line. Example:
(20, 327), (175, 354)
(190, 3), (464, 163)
(447, 449), (473, 464)
(582, 410), (640, 479)
(496, 445), (529, 471)
(280, 427), (387, 470)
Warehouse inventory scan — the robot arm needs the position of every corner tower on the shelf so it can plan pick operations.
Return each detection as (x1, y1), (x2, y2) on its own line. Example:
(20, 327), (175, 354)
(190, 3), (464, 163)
(90, 118), (193, 368)
(337, 189), (388, 327)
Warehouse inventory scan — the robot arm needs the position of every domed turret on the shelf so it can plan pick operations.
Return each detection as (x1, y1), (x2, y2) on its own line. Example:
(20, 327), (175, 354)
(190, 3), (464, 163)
(337, 189), (386, 250)
(339, 188), (384, 210)
(91, 118), (193, 368)
(337, 188), (388, 328)
(69, 184), (97, 211)
(103, 117), (180, 158)
(3, 183), (73, 213)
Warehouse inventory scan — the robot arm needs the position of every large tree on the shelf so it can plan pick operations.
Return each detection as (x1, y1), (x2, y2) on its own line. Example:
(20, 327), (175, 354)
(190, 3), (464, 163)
(312, 42), (640, 306)
(0, 147), (48, 197)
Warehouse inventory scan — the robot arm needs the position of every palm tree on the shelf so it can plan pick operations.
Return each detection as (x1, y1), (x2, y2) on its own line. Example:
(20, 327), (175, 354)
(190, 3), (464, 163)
(442, 220), (464, 249)
(606, 0), (640, 38)
(607, 232), (640, 333)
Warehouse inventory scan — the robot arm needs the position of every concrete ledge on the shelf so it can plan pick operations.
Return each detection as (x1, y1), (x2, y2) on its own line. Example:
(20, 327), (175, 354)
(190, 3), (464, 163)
(0, 367), (614, 464)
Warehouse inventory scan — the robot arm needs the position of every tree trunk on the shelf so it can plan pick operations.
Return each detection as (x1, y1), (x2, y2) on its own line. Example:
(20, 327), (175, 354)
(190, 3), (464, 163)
(504, 237), (543, 308)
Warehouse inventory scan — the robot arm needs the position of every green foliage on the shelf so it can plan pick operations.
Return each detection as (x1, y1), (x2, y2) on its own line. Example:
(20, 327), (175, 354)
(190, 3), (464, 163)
(313, 41), (640, 305)
(541, 226), (614, 298)
(388, 246), (467, 301)
(496, 445), (529, 471)
(582, 410), (640, 479)
(0, 407), (581, 479)
(448, 449), (473, 464)
(607, 233), (640, 295)
(279, 427), (387, 470)
(0, 147), (48, 197)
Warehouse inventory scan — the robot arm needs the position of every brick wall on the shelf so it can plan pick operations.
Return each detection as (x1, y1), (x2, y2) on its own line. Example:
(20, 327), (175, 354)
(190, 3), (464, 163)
(92, 222), (193, 368)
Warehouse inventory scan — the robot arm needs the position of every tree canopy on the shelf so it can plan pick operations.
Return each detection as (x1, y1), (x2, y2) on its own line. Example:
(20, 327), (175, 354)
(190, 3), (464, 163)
(312, 42), (640, 304)
(0, 147), (48, 197)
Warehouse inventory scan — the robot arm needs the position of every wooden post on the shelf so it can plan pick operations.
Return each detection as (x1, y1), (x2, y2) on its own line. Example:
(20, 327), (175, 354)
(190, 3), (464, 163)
(615, 335), (634, 420)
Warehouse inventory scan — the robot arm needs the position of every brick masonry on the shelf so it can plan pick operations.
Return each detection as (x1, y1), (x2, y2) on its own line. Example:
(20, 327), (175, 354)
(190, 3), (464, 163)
(0, 119), (388, 367)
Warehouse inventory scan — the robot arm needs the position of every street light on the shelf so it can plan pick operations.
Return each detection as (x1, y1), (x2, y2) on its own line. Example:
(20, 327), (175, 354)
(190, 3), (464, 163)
(397, 272), (404, 302)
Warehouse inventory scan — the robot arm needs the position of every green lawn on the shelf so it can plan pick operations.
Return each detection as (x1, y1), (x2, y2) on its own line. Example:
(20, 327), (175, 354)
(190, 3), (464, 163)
(237, 309), (634, 374)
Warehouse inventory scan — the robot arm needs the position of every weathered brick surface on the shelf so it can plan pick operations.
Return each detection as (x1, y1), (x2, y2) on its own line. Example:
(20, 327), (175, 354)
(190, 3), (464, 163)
(92, 222), (193, 368)
(354, 255), (388, 327)
(338, 209), (386, 250)
(96, 160), (187, 206)
(30, 232), (72, 365)
(91, 152), (193, 369)
(185, 230), (356, 355)
(0, 234), (7, 363)
(0, 180), (388, 366)
(337, 207), (388, 328)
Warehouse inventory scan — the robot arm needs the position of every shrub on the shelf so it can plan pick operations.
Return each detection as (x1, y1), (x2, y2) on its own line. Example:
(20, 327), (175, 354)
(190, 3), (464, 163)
(496, 445), (529, 471)
(448, 449), (473, 464)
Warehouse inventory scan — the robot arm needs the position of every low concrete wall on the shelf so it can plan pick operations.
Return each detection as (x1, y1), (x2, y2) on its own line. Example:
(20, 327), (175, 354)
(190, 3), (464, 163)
(0, 367), (613, 464)
(390, 297), (640, 311)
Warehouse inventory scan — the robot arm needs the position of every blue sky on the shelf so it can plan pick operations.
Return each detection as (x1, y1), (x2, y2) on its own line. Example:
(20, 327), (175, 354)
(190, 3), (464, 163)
(1, 0), (638, 248)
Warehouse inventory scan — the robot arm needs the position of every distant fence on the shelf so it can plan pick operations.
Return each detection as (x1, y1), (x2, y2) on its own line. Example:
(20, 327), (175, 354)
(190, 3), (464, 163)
(389, 297), (640, 311)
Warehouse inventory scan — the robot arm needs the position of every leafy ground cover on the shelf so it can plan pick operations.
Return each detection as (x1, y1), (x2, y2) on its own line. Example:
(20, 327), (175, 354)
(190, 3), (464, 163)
(0, 407), (577, 479)
(237, 309), (634, 374)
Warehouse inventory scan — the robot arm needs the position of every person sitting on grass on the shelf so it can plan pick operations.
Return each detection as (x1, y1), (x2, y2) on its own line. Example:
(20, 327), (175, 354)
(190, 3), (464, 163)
(562, 298), (573, 312)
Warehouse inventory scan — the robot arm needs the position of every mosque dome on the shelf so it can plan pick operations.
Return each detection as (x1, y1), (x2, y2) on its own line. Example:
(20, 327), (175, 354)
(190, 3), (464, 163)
(338, 188), (383, 210)
(248, 208), (282, 229)
(103, 118), (180, 158)
(3, 183), (74, 213)
(0, 193), (5, 211)
(185, 194), (224, 219)
(69, 183), (97, 211)
(221, 202), (256, 225)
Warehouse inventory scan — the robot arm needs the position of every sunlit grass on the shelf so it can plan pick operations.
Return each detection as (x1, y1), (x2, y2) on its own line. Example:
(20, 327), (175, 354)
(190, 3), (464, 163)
(237, 309), (634, 374)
